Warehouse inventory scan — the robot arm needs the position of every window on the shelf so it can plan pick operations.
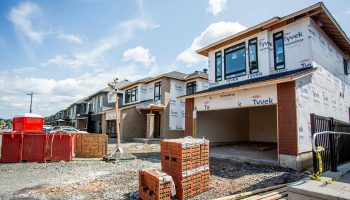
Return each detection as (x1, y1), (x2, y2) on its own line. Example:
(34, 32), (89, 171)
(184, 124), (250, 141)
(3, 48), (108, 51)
(186, 81), (196, 95)
(224, 42), (246, 79)
(154, 82), (161, 100)
(215, 51), (222, 81)
(131, 87), (138, 102)
(87, 103), (91, 112)
(273, 31), (285, 70)
(248, 38), (258, 73)
(344, 59), (350, 75)
(125, 86), (138, 103)
(99, 96), (103, 108)
(125, 89), (131, 103)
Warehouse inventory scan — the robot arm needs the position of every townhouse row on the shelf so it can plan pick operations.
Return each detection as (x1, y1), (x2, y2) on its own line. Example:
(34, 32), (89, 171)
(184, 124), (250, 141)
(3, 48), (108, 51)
(45, 82), (128, 136)
(46, 2), (350, 170)
(45, 71), (209, 139)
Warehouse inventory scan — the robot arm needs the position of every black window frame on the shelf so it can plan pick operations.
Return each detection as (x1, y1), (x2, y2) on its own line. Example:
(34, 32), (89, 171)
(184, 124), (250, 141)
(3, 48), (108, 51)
(224, 42), (247, 79)
(186, 81), (197, 95)
(125, 86), (138, 103)
(125, 89), (131, 103)
(215, 51), (222, 82)
(344, 59), (350, 75)
(154, 81), (161, 101)
(131, 87), (138, 102)
(248, 37), (259, 74)
(273, 31), (285, 70)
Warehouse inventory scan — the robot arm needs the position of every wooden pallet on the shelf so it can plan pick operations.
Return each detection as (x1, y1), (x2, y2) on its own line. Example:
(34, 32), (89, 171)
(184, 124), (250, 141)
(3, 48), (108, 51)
(75, 133), (107, 158)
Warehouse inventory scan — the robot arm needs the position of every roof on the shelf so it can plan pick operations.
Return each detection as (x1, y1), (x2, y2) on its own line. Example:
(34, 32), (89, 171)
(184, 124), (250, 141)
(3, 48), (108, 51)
(185, 71), (208, 80)
(119, 99), (154, 110)
(197, 2), (350, 57)
(120, 70), (208, 90)
(179, 67), (316, 99)
(119, 77), (153, 90)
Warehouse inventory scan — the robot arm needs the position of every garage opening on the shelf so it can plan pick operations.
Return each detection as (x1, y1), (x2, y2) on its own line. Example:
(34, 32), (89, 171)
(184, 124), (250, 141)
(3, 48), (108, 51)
(197, 105), (278, 163)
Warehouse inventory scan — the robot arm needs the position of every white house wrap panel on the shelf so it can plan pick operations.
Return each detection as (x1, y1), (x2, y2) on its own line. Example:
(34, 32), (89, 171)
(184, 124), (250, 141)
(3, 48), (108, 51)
(194, 85), (277, 114)
(296, 21), (350, 153)
(169, 79), (186, 130)
(207, 18), (312, 89)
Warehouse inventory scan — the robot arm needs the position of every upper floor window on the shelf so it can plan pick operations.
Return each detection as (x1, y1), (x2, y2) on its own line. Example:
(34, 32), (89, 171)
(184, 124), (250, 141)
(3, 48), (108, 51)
(92, 99), (95, 110)
(99, 96), (103, 108)
(344, 59), (350, 75)
(273, 31), (285, 70)
(186, 81), (196, 95)
(248, 38), (258, 73)
(125, 86), (138, 103)
(224, 42), (246, 79)
(87, 103), (91, 112)
(154, 82), (161, 100)
(215, 52), (222, 81)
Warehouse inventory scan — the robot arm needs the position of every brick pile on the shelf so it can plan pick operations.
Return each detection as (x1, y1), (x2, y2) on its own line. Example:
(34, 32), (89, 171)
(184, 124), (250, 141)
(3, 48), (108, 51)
(139, 169), (173, 200)
(160, 138), (210, 200)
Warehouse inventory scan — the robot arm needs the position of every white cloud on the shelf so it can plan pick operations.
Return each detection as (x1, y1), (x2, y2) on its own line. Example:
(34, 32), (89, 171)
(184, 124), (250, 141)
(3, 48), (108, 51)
(122, 46), (155, 66)
(42, 18), (158, 68)
(177, 21), (247, 66)
(120, 18), (160, 36)
(206, 0), (228, 16)
(57, 32), (83, 44)
(0, 63), (160, 118)
(8, 2), (44, 44)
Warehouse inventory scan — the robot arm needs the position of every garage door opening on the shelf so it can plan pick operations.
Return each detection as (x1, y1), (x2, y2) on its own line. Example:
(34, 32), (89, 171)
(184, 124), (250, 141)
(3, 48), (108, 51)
(196, 105), (278, 163)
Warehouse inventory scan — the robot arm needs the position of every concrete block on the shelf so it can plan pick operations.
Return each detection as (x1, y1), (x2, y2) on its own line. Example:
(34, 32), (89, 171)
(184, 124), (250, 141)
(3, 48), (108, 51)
(279, 152), (313, 171)
(280, 154), (297, 170)
(288, 191), (325, 200)
(339, 191), (350, 200)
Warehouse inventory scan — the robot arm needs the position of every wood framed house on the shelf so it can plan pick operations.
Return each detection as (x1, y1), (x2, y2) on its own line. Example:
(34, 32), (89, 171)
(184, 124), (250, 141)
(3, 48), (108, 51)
(181, 2), (350, 170)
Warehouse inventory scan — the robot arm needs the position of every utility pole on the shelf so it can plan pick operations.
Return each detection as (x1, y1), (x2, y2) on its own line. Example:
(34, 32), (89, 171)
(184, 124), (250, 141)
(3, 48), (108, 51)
(27, 92), (33, 113)
(107, 78), (123, 153)
(104, 78), (135, 161)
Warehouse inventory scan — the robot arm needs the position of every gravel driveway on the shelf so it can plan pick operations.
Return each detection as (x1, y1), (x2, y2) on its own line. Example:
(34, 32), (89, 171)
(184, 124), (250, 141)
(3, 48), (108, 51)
(0, 143), (305, 200)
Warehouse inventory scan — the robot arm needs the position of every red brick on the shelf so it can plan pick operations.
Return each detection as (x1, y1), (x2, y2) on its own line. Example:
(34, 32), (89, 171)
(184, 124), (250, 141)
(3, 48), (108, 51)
(277, 81), (298, 156)
(139, 169), (171, 200)
(184, 98), (194, 137)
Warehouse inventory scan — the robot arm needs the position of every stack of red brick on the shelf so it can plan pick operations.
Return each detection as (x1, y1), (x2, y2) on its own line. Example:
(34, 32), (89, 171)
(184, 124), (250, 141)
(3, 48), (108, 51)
(139, 169), (173, 200)
(160, 138), (210, 200)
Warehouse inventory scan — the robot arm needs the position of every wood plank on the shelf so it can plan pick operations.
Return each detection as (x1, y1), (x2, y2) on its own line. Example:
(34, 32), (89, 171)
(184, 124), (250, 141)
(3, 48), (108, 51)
(245, 188), (287, 200)
(263, 191), (287, 200)
(215, 184), (288, 200)
(255, 145), (277, 151)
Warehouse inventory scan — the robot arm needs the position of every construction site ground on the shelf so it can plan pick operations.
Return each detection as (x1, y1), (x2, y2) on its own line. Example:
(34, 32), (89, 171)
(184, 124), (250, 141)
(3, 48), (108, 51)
(0, 143), (305, 200)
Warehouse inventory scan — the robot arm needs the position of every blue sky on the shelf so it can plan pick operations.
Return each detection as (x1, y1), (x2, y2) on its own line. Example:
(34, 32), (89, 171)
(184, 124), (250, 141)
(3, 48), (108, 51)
(0, 0), (349, 119)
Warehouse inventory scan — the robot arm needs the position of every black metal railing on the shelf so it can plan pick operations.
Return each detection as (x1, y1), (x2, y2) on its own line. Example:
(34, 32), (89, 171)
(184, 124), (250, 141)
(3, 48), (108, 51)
(311, 114), (350, 172)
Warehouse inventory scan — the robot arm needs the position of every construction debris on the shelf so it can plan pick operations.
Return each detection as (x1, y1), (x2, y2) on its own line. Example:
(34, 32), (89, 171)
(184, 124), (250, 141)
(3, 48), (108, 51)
(103, 151), (136, 161)
(0, 143), (305, 200)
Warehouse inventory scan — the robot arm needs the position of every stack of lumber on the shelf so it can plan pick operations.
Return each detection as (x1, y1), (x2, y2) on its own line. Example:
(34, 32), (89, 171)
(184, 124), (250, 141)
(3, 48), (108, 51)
(160, 137), (210, 200)
(215, 184), (288, 200)
(139, 169), (173, 200)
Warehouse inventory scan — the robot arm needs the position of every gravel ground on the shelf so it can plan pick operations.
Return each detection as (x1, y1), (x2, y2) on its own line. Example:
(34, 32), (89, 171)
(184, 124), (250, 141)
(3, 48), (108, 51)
(0, 143), (305, 200)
